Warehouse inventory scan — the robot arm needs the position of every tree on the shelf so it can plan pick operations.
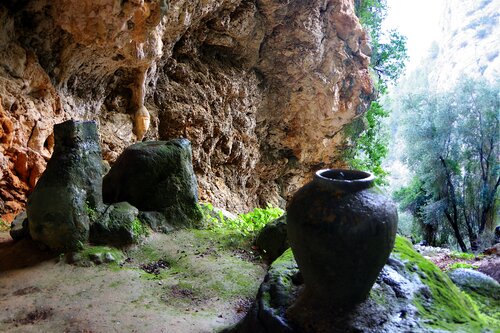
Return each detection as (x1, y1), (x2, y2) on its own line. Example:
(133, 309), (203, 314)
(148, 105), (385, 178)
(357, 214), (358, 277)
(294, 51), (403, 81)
(345, 0), (408, 183)
(397, 77), (499, 252)
(393, 178), (435, 245)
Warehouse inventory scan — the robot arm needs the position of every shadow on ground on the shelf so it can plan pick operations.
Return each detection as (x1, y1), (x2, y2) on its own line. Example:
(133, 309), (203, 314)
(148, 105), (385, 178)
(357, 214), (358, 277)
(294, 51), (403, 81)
(0, 232), (57, 271)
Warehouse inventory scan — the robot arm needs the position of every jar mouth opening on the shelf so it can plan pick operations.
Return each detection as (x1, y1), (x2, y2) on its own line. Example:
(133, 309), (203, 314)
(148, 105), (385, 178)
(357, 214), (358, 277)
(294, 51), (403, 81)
(314, 169), (375, 190)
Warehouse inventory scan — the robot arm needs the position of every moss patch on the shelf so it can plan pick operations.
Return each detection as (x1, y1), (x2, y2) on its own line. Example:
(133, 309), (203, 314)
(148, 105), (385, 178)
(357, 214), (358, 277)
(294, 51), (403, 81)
(80, 245), (125, 261)
(393, 236), (498, 331)
(124, 230), (265, 305)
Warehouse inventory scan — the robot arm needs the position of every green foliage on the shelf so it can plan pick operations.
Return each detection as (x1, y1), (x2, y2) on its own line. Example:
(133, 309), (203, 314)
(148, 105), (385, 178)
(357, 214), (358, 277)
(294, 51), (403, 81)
(345, 0), (408, 182)
(447, 262), (479, 271)
(85, 201), (98, 223)
(355, 0), (409, 92)
(131, 218), (149, 239)
(345, 101), (389, 184)
(0, 218), (9, 232)
(200, 203), (284, 239)
(393, 178), (428, 213)
(450, 251), (477, 260)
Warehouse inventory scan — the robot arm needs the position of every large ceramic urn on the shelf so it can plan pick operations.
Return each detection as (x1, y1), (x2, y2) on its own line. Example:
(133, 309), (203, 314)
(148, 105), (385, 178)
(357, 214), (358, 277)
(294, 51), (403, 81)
(286, 169), (398, 311)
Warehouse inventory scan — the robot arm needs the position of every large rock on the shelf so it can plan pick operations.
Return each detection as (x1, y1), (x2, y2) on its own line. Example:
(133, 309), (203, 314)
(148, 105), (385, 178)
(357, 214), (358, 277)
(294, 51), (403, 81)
(103, 139), (202, 229)
(27, 120), (104, 251)
(448, 268), (500, 299)
(89, 202), (145, 246)
(225, 236), (499, 332)
(255, 214), (289, 262)
(9, 211), (29, 241)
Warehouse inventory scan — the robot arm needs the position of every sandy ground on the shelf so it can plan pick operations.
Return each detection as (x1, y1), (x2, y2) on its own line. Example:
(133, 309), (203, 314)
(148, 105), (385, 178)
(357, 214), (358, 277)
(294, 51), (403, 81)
(0, 230), (266, 333)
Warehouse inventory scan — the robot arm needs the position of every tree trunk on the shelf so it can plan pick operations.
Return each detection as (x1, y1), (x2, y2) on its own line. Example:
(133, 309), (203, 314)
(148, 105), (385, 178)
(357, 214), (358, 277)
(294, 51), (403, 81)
(440, 156), (468, 252)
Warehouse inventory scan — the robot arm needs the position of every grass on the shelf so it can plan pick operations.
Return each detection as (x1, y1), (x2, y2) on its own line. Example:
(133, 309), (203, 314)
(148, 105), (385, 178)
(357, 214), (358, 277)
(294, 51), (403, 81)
(450, 251), (484, 260)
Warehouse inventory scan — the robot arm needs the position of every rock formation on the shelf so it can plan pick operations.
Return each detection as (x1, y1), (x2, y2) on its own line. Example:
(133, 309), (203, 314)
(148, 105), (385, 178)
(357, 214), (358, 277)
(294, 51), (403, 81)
(103, 139), (203, 229)
(27, 120), (104, 251)
(0, 0), (373, 219)
(428, 0), (499, 89)
(225, 237), (500, 332)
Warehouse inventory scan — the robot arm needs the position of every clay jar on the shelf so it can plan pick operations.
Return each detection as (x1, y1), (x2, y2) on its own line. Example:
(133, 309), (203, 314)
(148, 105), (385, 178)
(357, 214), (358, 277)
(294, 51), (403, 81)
(287, 169), (398, 311)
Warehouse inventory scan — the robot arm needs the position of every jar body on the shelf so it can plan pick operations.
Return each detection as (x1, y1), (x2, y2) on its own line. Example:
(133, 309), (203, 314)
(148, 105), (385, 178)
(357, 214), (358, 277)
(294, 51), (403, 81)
(287, 169), (398, 308)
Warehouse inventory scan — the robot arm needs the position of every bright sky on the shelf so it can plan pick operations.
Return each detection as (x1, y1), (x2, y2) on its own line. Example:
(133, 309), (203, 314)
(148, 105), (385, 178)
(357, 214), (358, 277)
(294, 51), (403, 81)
(383, 0), (445, 71)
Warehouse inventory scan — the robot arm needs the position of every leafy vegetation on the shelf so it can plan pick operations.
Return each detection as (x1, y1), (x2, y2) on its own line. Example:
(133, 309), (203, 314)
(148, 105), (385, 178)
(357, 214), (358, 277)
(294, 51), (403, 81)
(84, 201), (98, 223)
(447, 262), (479, 271)
(0, 218), (9, 232)
(345, 0), (408, 183)
(131, 218), (149, 239)
(200, 203), (284, 239)
(394, 77), (499, 252)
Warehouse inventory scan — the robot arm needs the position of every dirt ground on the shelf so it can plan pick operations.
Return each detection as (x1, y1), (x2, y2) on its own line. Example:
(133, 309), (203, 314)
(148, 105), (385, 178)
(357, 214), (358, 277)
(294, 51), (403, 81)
(0, 230), (266, 333)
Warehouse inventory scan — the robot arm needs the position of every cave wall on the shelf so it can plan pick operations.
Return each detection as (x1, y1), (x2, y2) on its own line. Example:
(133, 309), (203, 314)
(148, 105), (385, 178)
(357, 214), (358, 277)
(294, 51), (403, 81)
(0, 0), (373, 219)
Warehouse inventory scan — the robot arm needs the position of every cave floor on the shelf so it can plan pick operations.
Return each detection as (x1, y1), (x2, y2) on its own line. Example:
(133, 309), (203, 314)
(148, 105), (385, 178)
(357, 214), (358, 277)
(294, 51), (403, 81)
(0, 230), (266, 333)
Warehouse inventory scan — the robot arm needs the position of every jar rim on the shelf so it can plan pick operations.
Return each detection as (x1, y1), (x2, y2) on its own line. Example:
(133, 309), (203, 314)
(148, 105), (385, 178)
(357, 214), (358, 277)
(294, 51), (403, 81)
(314, 169), (375, 191)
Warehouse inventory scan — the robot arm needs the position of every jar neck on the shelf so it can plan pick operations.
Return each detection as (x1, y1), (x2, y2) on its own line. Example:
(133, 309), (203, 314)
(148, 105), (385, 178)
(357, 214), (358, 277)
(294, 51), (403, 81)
(313, 169), (375, 192)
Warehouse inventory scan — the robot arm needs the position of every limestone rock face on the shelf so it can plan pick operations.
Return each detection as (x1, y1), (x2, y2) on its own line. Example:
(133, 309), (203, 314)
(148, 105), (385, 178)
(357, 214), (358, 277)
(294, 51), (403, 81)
(0, 0), (373, 217)
(429, 0), (500, 89)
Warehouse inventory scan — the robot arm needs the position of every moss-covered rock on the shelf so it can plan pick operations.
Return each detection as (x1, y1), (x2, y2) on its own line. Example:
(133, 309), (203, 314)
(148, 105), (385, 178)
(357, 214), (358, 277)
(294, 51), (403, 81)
(27, 120), (104, 251)
(65, 245), (125, 267)
(103, 139), (202, 229)
(255, 215), (289, 262)
(447, 268), (500, 322)
(89, 202), (148, 246)
(226, 236), (500, 333)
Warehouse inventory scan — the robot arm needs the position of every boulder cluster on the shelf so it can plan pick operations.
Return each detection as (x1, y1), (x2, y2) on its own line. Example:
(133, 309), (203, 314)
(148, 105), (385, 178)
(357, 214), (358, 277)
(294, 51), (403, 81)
(11, 120), (201, 251)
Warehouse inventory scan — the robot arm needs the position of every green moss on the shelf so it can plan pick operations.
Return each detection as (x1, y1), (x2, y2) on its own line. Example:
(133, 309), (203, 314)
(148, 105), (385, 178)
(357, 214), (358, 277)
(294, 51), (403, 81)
(448, 262), (479, 271)
(393, 236), (498, 331)
(79, 245), (125, 262)
(450, 251), (484, 260)
(108, 281), (122, 288)
(192, 228), (249, 251)
(463, 290), (500, 321)
(128, 244), (162, 262)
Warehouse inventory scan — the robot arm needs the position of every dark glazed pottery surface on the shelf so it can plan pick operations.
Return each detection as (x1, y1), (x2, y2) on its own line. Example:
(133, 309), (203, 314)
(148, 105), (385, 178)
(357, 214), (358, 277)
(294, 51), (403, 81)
(314, 168), (375, 192)
(286, 169), (398, 309)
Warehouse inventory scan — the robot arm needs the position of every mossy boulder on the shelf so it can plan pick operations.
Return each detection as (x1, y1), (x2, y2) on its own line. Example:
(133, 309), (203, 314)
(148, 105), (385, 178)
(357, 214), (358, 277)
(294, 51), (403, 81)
(448, 268), (500, 298)
(138, 211), (175, 234)
(448, 268), (500, 321)
(89, 202), (148, 246)
(65, 245), (125, 267)
(27, 120), (104, 251)
(226, 236), (499, 332)
(255, 214), (289, 262)
(103, 139), (202, 229)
